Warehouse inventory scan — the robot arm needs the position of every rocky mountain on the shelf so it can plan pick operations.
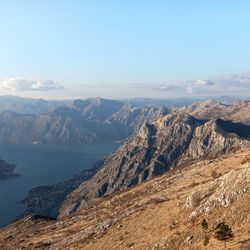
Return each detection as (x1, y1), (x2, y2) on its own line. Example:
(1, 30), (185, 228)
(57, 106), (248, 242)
(1, 149), (249, 249)
(0, 97), (167, 144)
(0, 159), (20, 180)
(19, 100), (250, 219)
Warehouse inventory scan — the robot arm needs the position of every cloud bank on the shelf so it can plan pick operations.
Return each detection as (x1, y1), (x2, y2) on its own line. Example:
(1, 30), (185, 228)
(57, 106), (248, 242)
(193, 80), (215, 86)
(0, 77), (63, 91)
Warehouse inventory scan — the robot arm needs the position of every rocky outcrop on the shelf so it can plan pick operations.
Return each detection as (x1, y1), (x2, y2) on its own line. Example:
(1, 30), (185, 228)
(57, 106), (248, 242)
(0, 159), (20, 180)
(0, 98), (167, 144)
(185, 161), (250, 219)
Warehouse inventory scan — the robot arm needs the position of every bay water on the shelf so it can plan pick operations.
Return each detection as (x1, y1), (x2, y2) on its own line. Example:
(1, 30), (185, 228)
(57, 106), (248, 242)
(0, 142), (120, 228)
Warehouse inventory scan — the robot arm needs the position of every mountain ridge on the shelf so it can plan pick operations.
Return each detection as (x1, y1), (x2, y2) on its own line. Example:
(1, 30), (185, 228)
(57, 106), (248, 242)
(18, 100), (250, 220)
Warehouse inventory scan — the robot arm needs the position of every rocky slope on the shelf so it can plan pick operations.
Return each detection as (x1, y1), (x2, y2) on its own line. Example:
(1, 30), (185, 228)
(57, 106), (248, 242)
(20, 100), (250, 219)
(0, 149), (249, 249)
(0, 97), (167, 144)
(0, 159), (20, 180)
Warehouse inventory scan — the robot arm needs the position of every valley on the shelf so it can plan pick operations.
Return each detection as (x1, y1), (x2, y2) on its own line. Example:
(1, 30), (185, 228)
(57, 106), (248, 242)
(0, 97), (249, 249)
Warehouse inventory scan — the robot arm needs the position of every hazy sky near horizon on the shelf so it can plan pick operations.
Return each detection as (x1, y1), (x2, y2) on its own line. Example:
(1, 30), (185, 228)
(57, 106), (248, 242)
(0, 1), (250, 100)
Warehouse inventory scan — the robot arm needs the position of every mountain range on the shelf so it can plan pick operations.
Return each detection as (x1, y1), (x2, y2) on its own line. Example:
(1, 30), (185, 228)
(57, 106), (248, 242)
(18, 100), (250, 220)
(0, 97), (167, 144)
(0, 95), (70, 115)
(0, 99), (249, 249)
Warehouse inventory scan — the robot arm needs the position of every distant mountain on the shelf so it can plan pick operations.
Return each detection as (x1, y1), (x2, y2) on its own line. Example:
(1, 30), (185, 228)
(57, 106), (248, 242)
(19, 100), (250, 219)
(122, 97), (200, 107)
(123, 96), (246, 106)
(0, 97), (168, 144)
(0, 159), (20, 180)
(0, 95), (70, 114)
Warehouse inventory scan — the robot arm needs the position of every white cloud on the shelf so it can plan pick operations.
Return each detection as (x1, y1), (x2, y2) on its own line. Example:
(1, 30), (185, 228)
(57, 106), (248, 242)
(152, 84), (178, 91)
(132, 83), (178, 92)
(193, 80), (215, 86)
(0, 77), (63, 91)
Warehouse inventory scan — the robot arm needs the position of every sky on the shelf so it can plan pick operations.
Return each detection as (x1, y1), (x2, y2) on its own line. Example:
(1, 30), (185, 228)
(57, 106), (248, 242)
(0, 0), (250, 100)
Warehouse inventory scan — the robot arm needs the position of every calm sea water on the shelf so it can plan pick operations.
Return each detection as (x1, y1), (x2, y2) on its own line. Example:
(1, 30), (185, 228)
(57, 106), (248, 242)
(0, 142), (120, 228)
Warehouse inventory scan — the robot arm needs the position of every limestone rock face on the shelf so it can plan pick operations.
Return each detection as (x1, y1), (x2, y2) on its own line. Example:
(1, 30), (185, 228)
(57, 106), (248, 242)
(186, 162), (250, 215)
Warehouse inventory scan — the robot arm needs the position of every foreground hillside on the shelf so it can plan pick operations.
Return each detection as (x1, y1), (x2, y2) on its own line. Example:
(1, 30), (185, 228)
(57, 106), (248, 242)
(1, 149), (249, 249)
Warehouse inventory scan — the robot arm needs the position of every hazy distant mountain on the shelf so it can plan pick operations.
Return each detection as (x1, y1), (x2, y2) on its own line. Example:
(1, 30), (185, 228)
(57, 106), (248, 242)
(0, 97), (168, 144)
(19, 100), (250, 219)
(123, 97), (201, 107)
(123, 96), (245, 106)
(0, 96), (70, 114)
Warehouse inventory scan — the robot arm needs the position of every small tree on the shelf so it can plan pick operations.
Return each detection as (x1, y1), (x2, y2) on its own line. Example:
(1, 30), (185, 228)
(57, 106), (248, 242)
(201, 218), (209, 246)
(201, 218), (208, 231)
(214, 222), (234, 247)
(203, 235), (210, 246)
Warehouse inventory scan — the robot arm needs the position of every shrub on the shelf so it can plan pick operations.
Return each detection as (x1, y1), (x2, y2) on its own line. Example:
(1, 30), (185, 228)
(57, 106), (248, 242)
(203, 235), (210, 246)
(201, 218), (208, 231)
(214, 222), (234, 242)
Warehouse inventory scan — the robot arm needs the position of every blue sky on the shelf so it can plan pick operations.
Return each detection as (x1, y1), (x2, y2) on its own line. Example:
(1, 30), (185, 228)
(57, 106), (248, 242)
(0, 0), (250, 99)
